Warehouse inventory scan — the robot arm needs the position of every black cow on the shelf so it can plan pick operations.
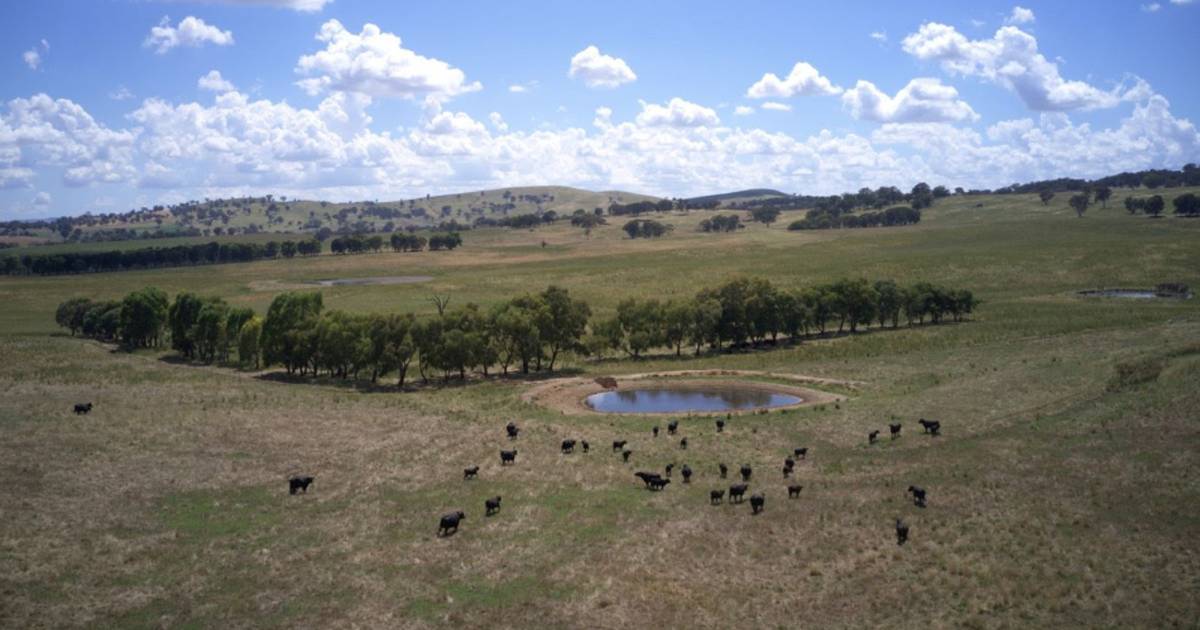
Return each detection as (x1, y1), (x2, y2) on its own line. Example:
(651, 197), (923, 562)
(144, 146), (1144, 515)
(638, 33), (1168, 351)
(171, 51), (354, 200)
(652, 426), (660, 438)
(561, 439), (576, 454)
(710, 489), (725, 504)
(868, 430), (880, 445)
(716, 419), (725, 433)
(918, 418), (942, 435)
(782, 464), (793, 478)
(927, 421), (941, 436)
(729, 484), (749, 503)
(679, 437), (688, 450)
(73, 403), (93, 415)
(288, 475), (314, 495)
(438, 511), (466, 536)
(581, 440), (590, 453)
(648, 477), (671, 491)
(667, 420), (679, 435)
(681, 464), (692, 483)
(485, 496), (502, 516)
(500, 449), (517, 465)
(794, 447), (808, 460)
(622, 449), (632, 463)
(908, 485), (927, 508)
(890, 423), (902, 439)
(506, 422), (519, 439)
(612, 440), (627, 452)
(463, 466), (479, 480)
(740, 464), (752, 482)
(635, 471), (662, 488)
(750, 494), (765, 514)
(665, 463), (675, 478)
(718, 463), (728, 479)
(896, 518), (909, 546)
(787, 484), (803, 499)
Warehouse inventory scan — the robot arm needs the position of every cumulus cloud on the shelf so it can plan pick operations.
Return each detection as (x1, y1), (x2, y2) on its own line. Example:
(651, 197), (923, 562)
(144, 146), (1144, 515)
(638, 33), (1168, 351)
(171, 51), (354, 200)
(489, 112), (508, 132)
(109, 86), (135, 101)
(144, 16), (234, 54)
(842, 78), (978, 123)
(568, 45), (637, 89)
(196, 0), (332, 10)
(0, 94), (137, 188)
(23, 49), (41, 70)
(635, 98), (720, 127)
(295, 20), (480, 102)
(761, 102), (792, 112)
(870, 31), (888, 43)
(746, 61), (842, 99)
(1006, 6), (1035, 24)
(197, 70), (236, 92)
(734, 105), (755, 116)
(902, 23), (1120, 111)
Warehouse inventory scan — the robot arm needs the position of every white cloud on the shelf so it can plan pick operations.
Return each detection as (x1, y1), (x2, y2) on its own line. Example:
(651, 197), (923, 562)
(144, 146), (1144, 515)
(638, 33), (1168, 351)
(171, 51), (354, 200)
(1006, 6), (1035, 24)
(842, 78), (978, 123)
(902, 23), (1119, 111)
(144, 16), (234, 54)
(1142, 3), (1162, 11)
(635, 98), (720, 127)
(870, 31), (888, 43)
(1169, 0), (1192, 5)
(32, 191), (51, 208)
(197, 70), (237, 92)
(761, 102), (792, 112)
(197, 0), (332, 10)
(295, 20), (480, 102)
(109, 86), (135, 101)
(568, 45), (637, 89)
(22, 50), (41, 70)
(746, 61), (842, 99)
(509, 84), (527, 93)
(0, 94), (137, 188)
(734, 105), (755, 116)
(488, 112), (508, 132)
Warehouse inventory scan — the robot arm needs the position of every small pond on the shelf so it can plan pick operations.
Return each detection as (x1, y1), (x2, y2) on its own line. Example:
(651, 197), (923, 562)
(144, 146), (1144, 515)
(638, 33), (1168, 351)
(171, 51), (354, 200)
(308, 275), (433, 287)
(1078, 288), (1192, 300)
(585, 386), (802, 414)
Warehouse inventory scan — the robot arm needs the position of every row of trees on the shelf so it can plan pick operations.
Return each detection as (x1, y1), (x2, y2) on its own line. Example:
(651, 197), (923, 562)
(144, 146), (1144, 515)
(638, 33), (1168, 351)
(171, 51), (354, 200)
(622, 220), (671, 239)
(57, 277), (976, 386)
(788, 206), (922, 231)
(5, 239), (322, 276)
(699, 215), (743, 232)
(329, 232), (463, 255)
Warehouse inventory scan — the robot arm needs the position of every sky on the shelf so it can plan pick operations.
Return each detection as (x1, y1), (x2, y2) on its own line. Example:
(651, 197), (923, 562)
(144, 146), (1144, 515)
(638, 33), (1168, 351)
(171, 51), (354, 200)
(2, 0), (1199, 219)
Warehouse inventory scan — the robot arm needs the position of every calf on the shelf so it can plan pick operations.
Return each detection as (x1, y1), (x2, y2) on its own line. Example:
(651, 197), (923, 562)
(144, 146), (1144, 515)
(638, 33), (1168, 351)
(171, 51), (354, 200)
(896, 518), (909, 546)
(740, 464), (753, 482)
(73, 402), (93, 415)
(612, 440), (627, 452)
(463, 466), (479, 480)
(485, 496), (502, 516)
(581, 440), (590, 453)
(784, 457), (795, 471)
(667, 420), (679, 435)
(648, 477), (671, 491)
(718, 463), (728, 479)
(652, 426), (660, 438)
(749, 493), (765, 515)
(679, 437), (688, 450)
(506, 422), (519, 440)
(681, 464), (692, 483)
(500, 449), (517, 465)
(868, 430), (880, 445)
(794, 447), (808, 460)
(288, 475), (314, 495)
(665, 463), (675, 478)
(907, 485), (927, 508)
(438, 511), (466, 537)
(561, 439), (576, 454)
(622, 449), (632, 463)
(728, 484), (749, 503)
(710, 489), (725, 505)
(787, 484), (803, 499)
(716, 419), (725, 433)
(890, 423), (902, 439)
(635, 471), (662, 488)
(782, 464), (793, 478)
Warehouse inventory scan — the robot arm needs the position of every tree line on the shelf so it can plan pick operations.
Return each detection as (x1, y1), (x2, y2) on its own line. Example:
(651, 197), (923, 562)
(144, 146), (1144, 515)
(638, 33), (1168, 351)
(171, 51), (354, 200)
(56, 277), (976, 387)
(788, 206), (922, 231)
(330, 232), (462, 254)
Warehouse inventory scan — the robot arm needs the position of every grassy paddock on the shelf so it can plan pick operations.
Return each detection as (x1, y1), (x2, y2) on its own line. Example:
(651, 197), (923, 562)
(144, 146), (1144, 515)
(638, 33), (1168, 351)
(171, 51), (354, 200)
(0, 191), (1198, 627)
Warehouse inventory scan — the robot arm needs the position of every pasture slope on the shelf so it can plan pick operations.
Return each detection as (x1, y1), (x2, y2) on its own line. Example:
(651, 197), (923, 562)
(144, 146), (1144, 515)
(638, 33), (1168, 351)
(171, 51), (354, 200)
(1, 189), (1198, 628)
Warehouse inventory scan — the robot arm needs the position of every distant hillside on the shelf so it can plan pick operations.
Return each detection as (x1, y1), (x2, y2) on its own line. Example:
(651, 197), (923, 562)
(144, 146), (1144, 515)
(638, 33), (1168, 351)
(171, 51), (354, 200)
(684, 189), (789, 206)
(1, 186), (660, 246)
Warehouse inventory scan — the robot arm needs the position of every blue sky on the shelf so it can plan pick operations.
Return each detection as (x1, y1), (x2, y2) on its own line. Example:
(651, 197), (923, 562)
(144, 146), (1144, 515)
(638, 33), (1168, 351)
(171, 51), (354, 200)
(2, 0), (1198, 218)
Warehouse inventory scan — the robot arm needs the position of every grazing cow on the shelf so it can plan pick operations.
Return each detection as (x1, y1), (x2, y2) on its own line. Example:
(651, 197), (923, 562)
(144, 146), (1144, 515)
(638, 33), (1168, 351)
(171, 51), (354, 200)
(710, 489), (725, 505)
(782, 464), (793, 478)
(787, 484), (803, 499)
(485, 496), (502, 516)
(612, 440), (627, 452)
(718, 463), (728, 479)
(749, 494), (765, 514)
(506, 422), (519, 440)
(785, 457), (795, 470)
(665, 463), (675, 478)
(896, 518), (909, 546)
(648, 477), (671, 491)
(288, 475), (314, 495)
(740, 464), (753, 482)
(581, 440), (590, 453)
(890, 423), (902, 439)
(652, 426), (660, 438)
(679, 437), (688, 450)
(73, 403), (93, 415)
(635, 471), (662, 488)
(907, 485), (927, 508)
(622, 449), (632, 463)
(927, 421), (941, 436)
(500, 449), (517, 465)
(438, 511), (466, 536)
(681, 465), (692, 483)
(868, 430), (880, 445)
(561, 439), (576, 454)
(729, 484), (749, 503)
(668, 420), (679, 435)
(463, 466), (479, 480)
(918, 418), (935, 434)
(794, 447), (808, 460)
(716, 419), (725, 433)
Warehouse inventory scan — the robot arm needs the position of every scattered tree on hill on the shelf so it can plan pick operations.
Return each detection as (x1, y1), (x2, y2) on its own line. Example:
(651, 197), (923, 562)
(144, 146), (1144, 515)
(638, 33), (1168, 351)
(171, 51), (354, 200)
(749, 207), (782, 226)
(1172, 193), (1199, 216)
(1145, 195), (1165, 217)
(1039, 191), (1055, 205)
(1093, 186), (1112, 208)
(1069, 194), (1090, 218)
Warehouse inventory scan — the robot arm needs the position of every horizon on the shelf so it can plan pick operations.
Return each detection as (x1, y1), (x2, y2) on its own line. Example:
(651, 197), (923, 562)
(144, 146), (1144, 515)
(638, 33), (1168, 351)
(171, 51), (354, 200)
(3, 0), (1200, 219)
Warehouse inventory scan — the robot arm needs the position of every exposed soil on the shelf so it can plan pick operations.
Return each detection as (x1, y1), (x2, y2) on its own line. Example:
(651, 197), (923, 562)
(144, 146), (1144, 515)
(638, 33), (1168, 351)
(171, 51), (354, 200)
(248, 275), (433, 291)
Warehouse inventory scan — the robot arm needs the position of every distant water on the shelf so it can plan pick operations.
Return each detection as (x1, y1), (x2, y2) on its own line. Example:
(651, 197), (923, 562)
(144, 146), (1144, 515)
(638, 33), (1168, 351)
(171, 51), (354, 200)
(585, 386), (801, 413)
(309, 276), (433, 287)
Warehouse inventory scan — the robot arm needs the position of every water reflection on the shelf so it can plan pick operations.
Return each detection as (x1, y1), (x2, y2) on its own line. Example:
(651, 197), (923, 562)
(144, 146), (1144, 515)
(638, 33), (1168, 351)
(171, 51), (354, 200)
(585, 386), (801, 413)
